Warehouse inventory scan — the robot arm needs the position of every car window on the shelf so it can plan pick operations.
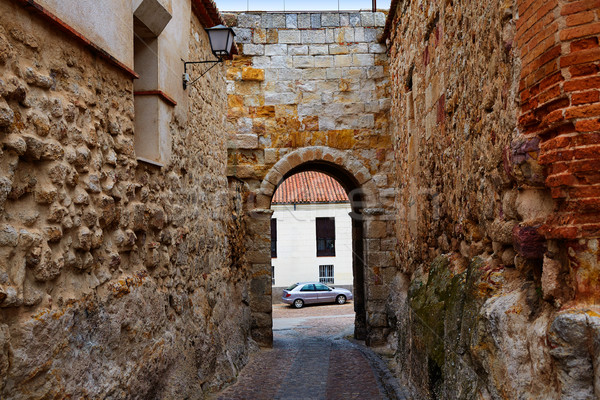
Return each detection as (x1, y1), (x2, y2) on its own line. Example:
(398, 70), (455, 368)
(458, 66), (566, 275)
(285, 284), (298, 290)
(314, 283), (331, 291)
(300, 284), (315, 292)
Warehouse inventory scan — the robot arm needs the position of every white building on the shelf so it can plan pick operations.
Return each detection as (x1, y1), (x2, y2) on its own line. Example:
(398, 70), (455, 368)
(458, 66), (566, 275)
(271, 171), (353, 296)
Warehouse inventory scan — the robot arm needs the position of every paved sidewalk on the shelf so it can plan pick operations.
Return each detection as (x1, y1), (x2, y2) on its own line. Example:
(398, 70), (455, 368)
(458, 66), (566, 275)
(212, 304), (408, 400)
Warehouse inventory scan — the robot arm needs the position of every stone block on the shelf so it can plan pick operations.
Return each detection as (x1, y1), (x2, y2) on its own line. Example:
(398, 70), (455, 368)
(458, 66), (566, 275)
(278, 68), (302, 81)
(288, 45), (309, 55)
(242, 43), (265, 56)
(232, 27), (252, 43)
(334, 54), (353, 67)
(314, 55), (333, 68)
(229, 134), (259, 149)
(302, 69), (326, 80)
(252, 56), (270, 68)
(267, 29), (279, 43)
(278, 30), (301, 44)
(264, 92), (298, 105)
(264, 68), (278, 81)
(264, 148), (278, 164)
(310, 14), (321, 28)
(286, 14), (297, 28)
(364, 28), (379, 42)
(301, 30), (326, 44)
(366, 220), (388, 238)
(349, 13), (361, 26)
(343, 67), (366, 79)
(319, 116), (335, 130)
(298, 102), (321, 116)
(265, 44), (288, 56)
(335, 27), (355, 42)
(329, 44), (348, 54)
(262, 13), (274, 28)
(321, 13), (340, 27)
(352, 53), (374, 66)
(340, 13), (350, 26)
(272, 13), (286, 28)
(354, 27), (365, 42)
(309, 45), (329, 55)
(242, 67), (265, 81)
(325, 28), (335, 43)
(326, 68), (343, 79)
(373, 12), (386, 27)
(360, 12), (374, 26)
(369, 43), (387, 53)
(253, 28), (267, 44)
(238, 13), (261, 28)
(293, 56), (314, 68)
(349, 43), (369, 53)
(270, 56), (292, 68)
(298, 13), (311, 29)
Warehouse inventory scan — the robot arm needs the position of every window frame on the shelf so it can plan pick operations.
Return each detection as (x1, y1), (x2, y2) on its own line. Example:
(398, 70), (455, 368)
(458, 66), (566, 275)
(315, 217), (336, 257)
(319, 264), (334, 284)
(271, 218), (277, 258)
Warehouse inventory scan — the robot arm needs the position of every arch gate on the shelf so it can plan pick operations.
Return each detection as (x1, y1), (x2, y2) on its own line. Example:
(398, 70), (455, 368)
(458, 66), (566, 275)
(223, 11), (395, 347)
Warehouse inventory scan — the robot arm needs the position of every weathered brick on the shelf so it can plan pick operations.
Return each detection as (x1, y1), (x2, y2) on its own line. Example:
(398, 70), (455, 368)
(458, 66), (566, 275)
(559, 22), (600, 41)
(572, 90), (600, 105)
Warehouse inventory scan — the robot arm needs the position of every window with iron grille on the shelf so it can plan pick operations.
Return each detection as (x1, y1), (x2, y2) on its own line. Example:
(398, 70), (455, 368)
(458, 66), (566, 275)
(271, 218), (277, 258)
(319, 265), (334, 284)
(316, 217), (335, 257)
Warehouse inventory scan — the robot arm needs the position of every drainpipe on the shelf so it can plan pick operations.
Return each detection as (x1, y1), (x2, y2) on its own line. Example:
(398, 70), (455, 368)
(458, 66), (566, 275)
(372, 0), (376, 12)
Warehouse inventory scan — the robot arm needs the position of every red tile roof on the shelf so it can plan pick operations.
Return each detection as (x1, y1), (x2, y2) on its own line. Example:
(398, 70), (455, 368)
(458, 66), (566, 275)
(272, 171), (349, 204)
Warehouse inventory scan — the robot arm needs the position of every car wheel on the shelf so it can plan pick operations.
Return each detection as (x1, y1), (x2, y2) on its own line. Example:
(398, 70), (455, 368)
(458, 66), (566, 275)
(336, 295), (346, 305)
(293, 299), (304, 309)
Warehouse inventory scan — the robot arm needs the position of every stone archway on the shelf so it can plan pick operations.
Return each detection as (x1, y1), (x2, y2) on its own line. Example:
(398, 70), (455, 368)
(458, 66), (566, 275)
(242, 147), (395, 347)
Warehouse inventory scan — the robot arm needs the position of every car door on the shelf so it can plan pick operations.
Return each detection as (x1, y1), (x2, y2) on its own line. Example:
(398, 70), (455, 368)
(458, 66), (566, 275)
(299, 284), (318, 303)
(315, 283), (336, 303)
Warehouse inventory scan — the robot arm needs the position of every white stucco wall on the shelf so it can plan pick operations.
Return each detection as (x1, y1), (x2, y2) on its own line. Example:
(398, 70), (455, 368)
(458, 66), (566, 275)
(38, 0), (134, 68)
(37, 0), (196, 105)
(271, 203), (353, 287)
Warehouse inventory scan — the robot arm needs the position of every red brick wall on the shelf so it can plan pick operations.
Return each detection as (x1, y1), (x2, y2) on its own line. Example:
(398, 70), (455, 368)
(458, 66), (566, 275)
(516, 0), (600, 239)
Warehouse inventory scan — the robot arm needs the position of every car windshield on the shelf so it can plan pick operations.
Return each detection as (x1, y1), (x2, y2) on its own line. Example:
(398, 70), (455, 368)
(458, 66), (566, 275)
(285, 284), (298, 291)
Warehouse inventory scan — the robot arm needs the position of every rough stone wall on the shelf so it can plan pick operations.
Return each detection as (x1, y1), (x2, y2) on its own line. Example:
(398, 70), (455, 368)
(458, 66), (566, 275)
(386, 0), (600, 398)
(222, 11), (396, 347)
(0, 2), (251, 398)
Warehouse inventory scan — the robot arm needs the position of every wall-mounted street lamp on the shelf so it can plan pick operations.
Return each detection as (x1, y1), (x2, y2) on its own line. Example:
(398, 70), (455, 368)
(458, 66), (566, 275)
(183, 25), (235, 90)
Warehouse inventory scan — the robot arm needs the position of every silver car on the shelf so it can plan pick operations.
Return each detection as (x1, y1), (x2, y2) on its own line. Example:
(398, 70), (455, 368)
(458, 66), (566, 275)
(282, 282), (353, 309)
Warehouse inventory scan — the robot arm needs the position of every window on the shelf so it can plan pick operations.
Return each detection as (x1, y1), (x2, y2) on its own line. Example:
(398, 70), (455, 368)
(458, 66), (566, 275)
(271, 265), (275, 286)
(300, 284), (316, 292)
(316, 217), (335, 257)
(315, 283), (332, 291)
(319, 265), (334, 284)
(271, 218), (277, 258)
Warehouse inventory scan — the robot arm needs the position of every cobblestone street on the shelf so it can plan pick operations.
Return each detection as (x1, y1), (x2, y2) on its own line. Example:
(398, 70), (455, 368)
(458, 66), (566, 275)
(212, 303), (407, 400)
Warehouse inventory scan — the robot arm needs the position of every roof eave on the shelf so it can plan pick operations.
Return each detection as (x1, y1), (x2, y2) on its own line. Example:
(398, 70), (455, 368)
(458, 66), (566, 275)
(382, 0), (401, 43)
(191, 0), (239, 58)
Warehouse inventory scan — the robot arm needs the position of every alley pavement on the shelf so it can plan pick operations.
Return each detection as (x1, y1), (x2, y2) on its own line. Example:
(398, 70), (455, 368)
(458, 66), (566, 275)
(212, 303), (408, 400)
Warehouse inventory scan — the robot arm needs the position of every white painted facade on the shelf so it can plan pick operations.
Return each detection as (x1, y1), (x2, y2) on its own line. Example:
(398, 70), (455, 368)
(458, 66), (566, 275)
(271, 202), (353, 287)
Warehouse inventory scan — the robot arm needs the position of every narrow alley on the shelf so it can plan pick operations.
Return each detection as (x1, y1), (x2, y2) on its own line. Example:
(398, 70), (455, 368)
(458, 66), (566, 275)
(213, 304), (408, 400)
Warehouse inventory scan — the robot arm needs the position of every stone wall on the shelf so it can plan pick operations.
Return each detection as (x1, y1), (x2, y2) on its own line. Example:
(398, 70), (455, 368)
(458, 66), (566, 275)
(0, 2), (251, 398)
(385, 0), (600, 398)
(223, 11), (396, 347)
